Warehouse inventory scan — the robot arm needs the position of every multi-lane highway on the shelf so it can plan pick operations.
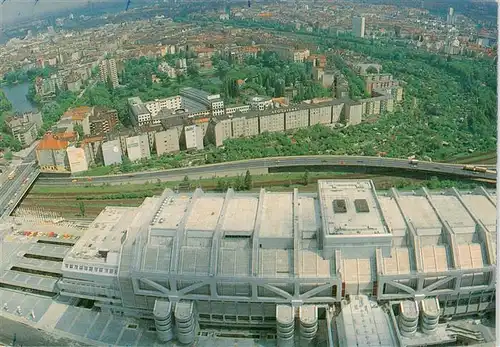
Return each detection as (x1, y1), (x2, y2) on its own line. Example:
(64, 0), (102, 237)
(37, 155), (497, 185)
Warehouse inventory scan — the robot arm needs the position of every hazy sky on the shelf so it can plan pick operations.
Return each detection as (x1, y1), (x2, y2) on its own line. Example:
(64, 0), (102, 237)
(0, 0), (112, 25)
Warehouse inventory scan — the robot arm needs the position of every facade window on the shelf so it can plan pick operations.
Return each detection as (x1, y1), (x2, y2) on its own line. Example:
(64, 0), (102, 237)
(79, 265), (83, 270)
(70, 265), (74, 269)
(99, 268), (103, 272)
(84, 266), (88, 271)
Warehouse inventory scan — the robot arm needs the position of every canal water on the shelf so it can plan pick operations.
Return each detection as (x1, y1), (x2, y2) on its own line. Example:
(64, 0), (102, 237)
(1, 82), (37, 114)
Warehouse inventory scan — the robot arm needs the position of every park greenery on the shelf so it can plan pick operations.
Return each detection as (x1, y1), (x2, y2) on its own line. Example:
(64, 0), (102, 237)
(0, 90), (21, 153)
(2, 67), (55, 85)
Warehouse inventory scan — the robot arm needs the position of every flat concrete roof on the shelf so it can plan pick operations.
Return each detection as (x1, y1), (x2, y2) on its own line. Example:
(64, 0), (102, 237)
(142, 243), (173, 273)
(382, 247), (412, 275)
(185, 196), (224, 231)
(377, 196), (407, 237)
(219, 238), (252, 276)
(456, 243), (485, 269)
(342, 258), (374, 284)
(179, 244), (211, 275)
(298, 244), (332, 278)
(67, 207), (135, 263)
(259, 249), (293, 278)
(420, 245), (449, 272)
(221, 196), (258, 233)
(298, 197), (320, 233)
(430, 195), (475, 234)
(319, 180), (386, 236)
(397, 196), (441, 236)
(460, 195), (496, 231)
(260, 192), (293, 238)
(152, 195), (190, 230)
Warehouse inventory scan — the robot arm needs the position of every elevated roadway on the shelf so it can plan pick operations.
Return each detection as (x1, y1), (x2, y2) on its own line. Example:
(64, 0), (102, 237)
(37, 155), (497, 185)
(0, 162), (39, 219)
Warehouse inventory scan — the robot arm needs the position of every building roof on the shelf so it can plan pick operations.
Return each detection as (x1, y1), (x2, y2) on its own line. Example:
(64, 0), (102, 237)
(37, 133), (69, 151)
(63, 106), (92, 122)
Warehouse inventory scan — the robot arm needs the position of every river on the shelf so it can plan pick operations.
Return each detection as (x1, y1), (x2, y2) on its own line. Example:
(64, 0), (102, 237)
(1, 82), (37, 114)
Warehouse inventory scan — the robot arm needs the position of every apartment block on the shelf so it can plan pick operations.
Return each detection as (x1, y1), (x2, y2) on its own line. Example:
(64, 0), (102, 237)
(183, 125), (204, 151)
(102, 140), (123, 166)
(259, 111), (285, 133)
(364, 74), (399, 95)
(155, 128), (182, 155)
(344, 102), (363, 125)
(309, 105), (333, 125)
(99, 58), (119, 88)
(231, 114), (259, 138)
(208, 116), (233, 147)
(4, 117), (38, 148)
(332, 103), (345, 123)
(225, 104), (250, 115)
(285, 108), (309, 130)
(126, 134), (151, 162)
(249, 96), (273, 111)
(66, 146), (89, 174)
(128, 97), (151, 126)
(85, 107), (119, 136)
(352, 16), (366, 38)
(145, 96), (182, 121)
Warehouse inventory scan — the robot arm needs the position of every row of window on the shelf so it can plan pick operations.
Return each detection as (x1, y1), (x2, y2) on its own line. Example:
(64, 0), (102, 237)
(65, 263), (117, 274)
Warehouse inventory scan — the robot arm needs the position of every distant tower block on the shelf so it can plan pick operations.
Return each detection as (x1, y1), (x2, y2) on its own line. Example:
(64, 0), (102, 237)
(420, 297), (440, 334)
(299, 305), (318, 346)
(153, 299), (174, 342)
(174, 301), (198, 345)
(276, 305), (295, 347)
(398, 300), (419, 337)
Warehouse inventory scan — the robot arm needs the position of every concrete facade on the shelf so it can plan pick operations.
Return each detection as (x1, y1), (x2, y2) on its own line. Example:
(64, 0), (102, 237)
(285, 108), (309, 130)
(54, 179), (495, 345)
(102, 140), (123, 166)
(183, 125), (204, 151)
(259, 112), (285, 133)
(155, 128), (182, 155)
(126, 134), (151, 162)
(66, 146), (89, 173)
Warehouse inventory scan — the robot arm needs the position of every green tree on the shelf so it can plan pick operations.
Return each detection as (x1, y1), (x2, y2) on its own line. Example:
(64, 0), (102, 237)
(78, 201), (86, 217)
(3, 151), (13, 160)
(244, 170), (252, 190)
(302, 170), (309, 186)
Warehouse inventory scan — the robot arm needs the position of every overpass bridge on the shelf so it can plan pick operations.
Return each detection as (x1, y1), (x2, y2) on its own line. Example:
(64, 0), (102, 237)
(0, 163), (39, 220)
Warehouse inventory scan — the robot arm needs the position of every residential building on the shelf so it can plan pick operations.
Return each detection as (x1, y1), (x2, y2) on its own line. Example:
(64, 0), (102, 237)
(352, 16), (366, 38)
(259, 110), (285, 133)
(207, 115), (233, 147)
(66, 74), (82, 92)
(21, 111), (43, 129)
(293, 49), (310, 63)
(344, 102), (363, 125)
(155, 128), (182, 155)
(4, 116), (38, 148)
(128, 97), (151, 126)
(61, 106), (93, 131)
(101, 140), (123, 166)
(225, 104), (250, 115)
(126, 134), (151, 162)
(36, 133), (69, 172)
(183, 125), (204, 151)
(231, 113), (259, 138)
(99, 58), (119, 88)
(87, 107), (119, 136)
(363, 73), (399, 95)
(249, 96), (273, 111)
(285, 108), (309, 130)
(81, 136), (104, 166)
(145, 96), (182, 121)
(66, 146), (89, 173)
(447, 7), (455, 25)
(309, 104), (333, 125)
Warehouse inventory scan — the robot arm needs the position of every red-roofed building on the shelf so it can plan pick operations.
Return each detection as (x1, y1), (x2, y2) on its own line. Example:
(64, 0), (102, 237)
(36, 133), (70, 172)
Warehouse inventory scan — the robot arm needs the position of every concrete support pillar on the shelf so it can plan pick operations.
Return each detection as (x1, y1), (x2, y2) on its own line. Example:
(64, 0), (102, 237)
(276, 305), (295, 347)
(153, 299), (174, 342)
(174, 301), (198, 345)
(298, 305), (318, 347)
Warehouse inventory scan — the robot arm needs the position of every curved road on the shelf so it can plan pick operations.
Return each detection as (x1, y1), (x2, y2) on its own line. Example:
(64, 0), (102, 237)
(36, 155), (497, 185)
